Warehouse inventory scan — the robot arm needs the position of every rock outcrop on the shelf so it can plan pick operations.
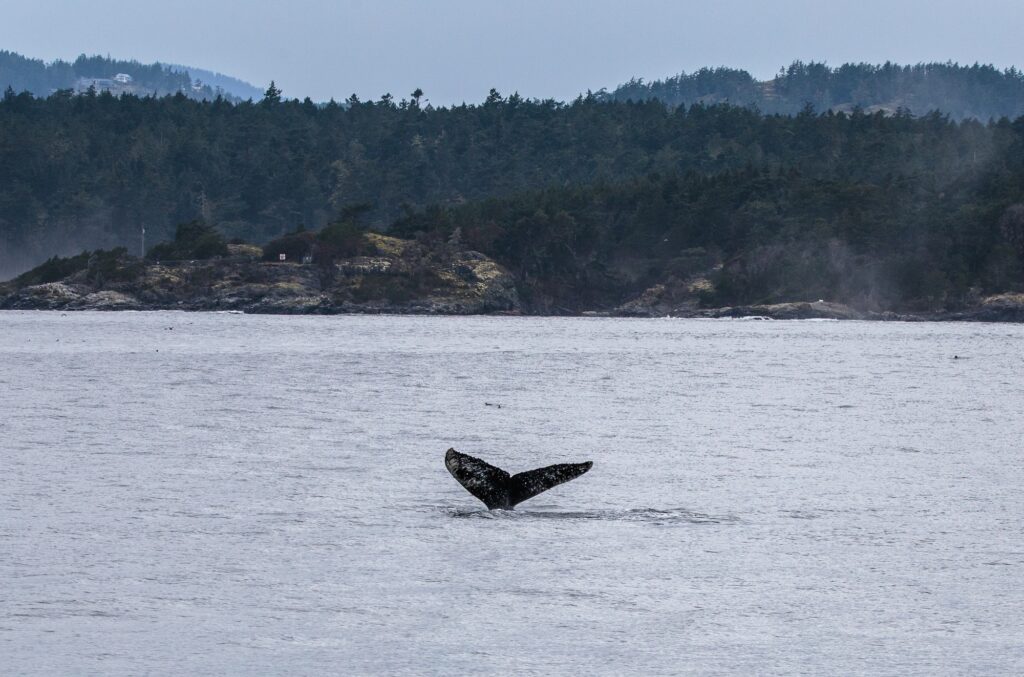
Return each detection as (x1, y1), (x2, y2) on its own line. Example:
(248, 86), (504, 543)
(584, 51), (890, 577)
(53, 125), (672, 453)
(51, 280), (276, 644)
(934, 293), (1024, 323)
(704, 300), (865, 320)
(0, 235), (520, 315)
(610, 275), (715, 317)
(606, 279), (1024, 322)
(3, 236), (1024, 322)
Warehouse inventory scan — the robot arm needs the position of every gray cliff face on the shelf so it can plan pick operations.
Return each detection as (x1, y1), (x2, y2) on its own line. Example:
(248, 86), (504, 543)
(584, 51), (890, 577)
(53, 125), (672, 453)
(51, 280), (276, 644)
(0, 236), (520, 315)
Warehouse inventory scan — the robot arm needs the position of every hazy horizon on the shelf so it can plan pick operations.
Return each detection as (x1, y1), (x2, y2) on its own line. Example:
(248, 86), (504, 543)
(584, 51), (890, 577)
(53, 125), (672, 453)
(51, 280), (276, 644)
(2, 0), (1023, 105)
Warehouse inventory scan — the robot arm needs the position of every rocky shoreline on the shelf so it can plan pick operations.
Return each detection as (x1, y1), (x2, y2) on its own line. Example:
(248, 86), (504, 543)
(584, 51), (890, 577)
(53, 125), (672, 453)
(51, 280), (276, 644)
(597, 276), (1024, 322)
(597, 296), (1024, 322)
(0, 234), (520, 315)
(3, 235), (1024, 322)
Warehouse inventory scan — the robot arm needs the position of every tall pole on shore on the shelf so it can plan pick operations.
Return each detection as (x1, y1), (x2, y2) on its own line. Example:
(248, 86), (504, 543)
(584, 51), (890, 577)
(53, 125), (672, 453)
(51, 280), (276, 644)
(141, 225), (146, 259)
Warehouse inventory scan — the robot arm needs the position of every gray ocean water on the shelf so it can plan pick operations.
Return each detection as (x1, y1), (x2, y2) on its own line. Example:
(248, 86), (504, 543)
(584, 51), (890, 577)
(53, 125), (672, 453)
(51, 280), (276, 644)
(2, 312), (1023, 675)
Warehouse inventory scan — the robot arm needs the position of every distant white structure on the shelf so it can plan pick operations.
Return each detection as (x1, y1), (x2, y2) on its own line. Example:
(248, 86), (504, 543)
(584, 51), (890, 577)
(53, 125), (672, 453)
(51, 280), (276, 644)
(74, 76), (136, 95)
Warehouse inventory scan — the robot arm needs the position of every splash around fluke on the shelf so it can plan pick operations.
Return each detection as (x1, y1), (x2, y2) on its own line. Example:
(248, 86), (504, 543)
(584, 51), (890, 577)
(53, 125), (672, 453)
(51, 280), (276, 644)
(444, 448), (593, 510)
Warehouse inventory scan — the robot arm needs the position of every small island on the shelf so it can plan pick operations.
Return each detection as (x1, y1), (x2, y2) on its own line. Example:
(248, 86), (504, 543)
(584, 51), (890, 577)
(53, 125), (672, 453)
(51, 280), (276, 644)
(0, 221), (519, 315)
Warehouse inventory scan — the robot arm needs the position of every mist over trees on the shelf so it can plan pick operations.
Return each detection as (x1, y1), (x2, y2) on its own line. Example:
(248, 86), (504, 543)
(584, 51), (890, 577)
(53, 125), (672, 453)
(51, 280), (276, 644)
(391, 156), (1024, 311)
(606, 62), (1024, 121)
(1, 72), (1024, 310)
(164, 64), (263, 101)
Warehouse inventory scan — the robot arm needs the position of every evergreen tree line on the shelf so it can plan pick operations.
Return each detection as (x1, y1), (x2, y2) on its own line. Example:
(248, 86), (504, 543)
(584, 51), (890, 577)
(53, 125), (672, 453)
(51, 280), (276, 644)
(0, 86), (1014, 265)
(606, 62), (1024, 121)
(392, 154), (1024, 311)
(1, 85), (1024, 311)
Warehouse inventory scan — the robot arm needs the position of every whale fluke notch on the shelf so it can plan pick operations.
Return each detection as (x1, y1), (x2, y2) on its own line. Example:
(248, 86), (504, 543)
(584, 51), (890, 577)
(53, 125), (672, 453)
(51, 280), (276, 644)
(445, 448), (593, 509)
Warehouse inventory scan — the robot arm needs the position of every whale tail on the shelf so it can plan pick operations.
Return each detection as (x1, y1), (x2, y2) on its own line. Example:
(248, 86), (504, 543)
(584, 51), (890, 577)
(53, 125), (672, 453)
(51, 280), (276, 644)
(445, 448), (593, 510)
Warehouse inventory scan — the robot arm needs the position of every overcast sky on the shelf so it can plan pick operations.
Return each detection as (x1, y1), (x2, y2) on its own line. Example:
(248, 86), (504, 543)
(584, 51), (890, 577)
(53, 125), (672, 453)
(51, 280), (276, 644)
(2, 0), (1023, 104)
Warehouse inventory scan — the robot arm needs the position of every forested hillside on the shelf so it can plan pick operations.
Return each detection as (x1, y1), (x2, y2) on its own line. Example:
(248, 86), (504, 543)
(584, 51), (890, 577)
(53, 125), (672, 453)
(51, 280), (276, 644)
(393, 156), (1024, 312)
(1, 82), (1023, 311)
(165, 64), (263, 101)
(606, 62), (1024, 120)
(0, 50), (235, 100)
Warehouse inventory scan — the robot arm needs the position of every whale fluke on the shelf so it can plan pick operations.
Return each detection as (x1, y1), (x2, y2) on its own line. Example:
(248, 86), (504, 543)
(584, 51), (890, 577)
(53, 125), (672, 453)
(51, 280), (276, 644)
(445, 448), (593, 510)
